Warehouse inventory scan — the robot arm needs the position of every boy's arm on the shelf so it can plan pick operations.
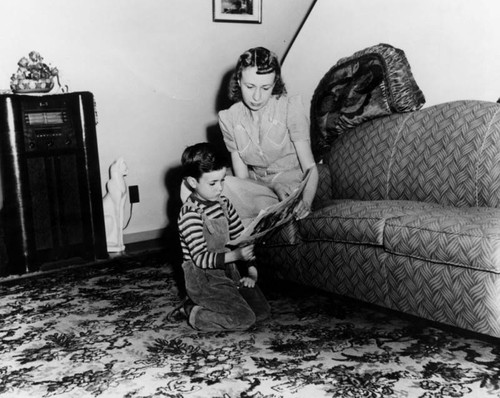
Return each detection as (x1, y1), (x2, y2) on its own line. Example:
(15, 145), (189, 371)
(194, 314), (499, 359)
(225, 197), (245, 240)
(179, 203), (253, 268)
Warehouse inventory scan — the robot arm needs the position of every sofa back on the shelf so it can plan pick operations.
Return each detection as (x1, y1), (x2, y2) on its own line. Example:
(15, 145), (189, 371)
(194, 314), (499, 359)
(326, 100), (500, 208)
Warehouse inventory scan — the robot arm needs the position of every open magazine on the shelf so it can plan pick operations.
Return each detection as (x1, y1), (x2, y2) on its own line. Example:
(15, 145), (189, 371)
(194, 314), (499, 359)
(227, 167), (313, 247)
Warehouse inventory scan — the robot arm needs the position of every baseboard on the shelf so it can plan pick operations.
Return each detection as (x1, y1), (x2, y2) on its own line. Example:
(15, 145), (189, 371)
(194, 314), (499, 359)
(124, 229), (164, 244)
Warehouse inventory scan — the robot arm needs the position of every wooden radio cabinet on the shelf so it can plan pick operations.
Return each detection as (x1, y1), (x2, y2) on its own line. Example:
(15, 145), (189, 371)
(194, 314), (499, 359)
(0, 91), (107, 275)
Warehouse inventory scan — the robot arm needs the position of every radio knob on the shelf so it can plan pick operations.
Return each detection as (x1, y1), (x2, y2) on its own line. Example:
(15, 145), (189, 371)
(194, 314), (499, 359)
(29, 142), (35, 149)
(65, 139), (72, 146)
(47, 140), (54, 148)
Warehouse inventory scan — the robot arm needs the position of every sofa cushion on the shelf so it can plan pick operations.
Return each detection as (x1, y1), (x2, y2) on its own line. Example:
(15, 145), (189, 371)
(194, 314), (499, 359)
(384, 207), (500, 273)
(310, 43), (425, 160)
(299, 200), (441, 246)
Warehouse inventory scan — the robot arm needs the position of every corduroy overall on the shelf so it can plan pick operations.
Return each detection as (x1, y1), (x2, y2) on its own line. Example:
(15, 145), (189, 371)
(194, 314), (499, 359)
(182, 201), (270, 331)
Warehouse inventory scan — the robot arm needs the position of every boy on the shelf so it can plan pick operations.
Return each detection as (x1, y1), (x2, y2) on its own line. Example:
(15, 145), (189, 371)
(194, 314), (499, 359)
(173, 142), (270, 331)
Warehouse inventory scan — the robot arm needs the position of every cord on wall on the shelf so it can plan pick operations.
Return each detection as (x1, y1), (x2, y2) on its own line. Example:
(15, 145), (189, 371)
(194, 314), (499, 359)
(123, 185), (140, 230)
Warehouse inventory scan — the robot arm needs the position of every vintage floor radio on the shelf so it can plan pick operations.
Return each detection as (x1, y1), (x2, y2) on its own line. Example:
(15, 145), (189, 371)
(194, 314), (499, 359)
(0, 91), (107, 275)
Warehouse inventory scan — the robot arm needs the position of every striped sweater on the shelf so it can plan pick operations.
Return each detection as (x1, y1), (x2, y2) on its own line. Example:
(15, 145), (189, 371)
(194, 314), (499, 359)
(178, 194), (244, 269)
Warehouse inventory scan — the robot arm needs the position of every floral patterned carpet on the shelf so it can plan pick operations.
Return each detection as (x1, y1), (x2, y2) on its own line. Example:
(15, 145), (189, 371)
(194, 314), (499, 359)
(1, 251), (500, 398)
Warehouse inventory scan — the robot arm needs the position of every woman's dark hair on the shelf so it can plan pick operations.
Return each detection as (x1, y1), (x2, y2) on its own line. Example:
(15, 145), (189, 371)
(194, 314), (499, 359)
(228, 47), (287, 102)
(181, 142), (226, 180)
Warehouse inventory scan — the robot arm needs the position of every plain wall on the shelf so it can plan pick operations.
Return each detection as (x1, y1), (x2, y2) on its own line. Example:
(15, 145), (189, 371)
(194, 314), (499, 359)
(0, 0), (314, 244)
(283, 0), (500, 108)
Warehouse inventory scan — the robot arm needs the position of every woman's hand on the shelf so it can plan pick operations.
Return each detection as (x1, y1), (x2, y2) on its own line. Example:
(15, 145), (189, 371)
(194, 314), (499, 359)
(294, 199), (311, 220)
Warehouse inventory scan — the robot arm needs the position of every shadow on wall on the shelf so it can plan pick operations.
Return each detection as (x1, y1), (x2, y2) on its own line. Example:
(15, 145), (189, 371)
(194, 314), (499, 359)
(160, 68), (235, 295)
(207, 68), (234, 165)
(161, 164), (185, 295)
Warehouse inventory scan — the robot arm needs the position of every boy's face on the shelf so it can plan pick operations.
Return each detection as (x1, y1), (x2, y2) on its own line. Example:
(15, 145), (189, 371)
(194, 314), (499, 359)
(189, 167), (226, 202)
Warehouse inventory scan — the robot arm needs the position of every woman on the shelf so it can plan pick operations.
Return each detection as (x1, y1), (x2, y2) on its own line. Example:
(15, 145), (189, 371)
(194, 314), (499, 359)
(218, 47), (318, 223)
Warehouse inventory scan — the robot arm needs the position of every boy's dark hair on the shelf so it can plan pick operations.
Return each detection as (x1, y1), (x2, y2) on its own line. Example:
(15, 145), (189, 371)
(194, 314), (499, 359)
(181, 142), (226, 180)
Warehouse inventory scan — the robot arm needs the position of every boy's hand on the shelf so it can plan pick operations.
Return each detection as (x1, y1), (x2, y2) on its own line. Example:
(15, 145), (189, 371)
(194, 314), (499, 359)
(239, 276), (256, 288)
(247, 265), (258, 281)
(225, 244), (255, 263)
(237, 244), (255, 262)
(239, 265), (258, 288)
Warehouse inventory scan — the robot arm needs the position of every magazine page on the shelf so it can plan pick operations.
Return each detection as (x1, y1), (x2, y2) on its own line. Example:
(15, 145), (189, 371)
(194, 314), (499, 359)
(227, 167), (313, 247)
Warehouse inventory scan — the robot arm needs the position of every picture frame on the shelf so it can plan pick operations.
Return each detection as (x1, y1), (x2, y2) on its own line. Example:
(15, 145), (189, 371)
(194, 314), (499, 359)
(213, 0), (262, 24)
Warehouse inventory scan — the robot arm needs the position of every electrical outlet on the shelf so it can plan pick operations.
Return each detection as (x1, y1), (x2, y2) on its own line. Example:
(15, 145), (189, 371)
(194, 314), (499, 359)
(129, 185), (140, 203)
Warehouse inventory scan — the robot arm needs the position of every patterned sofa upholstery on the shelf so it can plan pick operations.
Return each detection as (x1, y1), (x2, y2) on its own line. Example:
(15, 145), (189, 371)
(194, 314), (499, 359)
(257, 99), (500, 338)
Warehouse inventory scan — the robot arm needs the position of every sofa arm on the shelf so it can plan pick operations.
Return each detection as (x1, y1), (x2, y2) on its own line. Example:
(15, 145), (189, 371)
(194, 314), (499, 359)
(312, 163), (333, 210)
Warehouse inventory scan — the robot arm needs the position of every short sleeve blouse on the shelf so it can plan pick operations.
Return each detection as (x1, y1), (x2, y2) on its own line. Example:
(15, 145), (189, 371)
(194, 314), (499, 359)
(218, 95), (310, 177)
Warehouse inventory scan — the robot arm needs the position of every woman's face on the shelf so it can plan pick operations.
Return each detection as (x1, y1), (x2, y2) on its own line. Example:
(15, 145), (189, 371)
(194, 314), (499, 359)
(239, 66), (276, 111)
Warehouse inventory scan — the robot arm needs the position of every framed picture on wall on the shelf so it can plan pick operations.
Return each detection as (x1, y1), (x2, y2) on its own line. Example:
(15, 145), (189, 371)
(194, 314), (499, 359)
(213, 0), (262, 24)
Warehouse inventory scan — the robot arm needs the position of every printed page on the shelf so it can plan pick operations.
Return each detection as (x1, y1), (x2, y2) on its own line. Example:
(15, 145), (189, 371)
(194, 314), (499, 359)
(227, 167), (313, 247)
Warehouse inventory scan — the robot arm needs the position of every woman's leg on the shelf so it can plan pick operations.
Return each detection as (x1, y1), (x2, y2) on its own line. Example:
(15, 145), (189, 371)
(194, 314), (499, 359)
(223, 176), (279, 223)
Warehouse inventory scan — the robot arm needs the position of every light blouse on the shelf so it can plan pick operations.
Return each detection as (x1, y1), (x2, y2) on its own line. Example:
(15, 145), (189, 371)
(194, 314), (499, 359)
(218, 95), (310, 182)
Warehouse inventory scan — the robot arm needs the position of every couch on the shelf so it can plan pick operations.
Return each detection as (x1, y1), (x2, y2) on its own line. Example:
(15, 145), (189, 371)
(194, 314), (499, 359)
(257, 99), (500, 339)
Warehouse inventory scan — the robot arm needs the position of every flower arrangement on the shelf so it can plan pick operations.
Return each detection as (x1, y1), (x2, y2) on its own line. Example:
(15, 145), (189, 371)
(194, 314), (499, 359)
(10, 51), (60, 93)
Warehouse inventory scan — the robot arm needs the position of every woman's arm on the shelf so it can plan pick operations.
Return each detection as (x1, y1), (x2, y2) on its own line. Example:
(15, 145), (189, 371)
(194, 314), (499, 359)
(294, 140), (319, 214)
(284, 95), (318, 215)
(230, 151), (250, 179)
